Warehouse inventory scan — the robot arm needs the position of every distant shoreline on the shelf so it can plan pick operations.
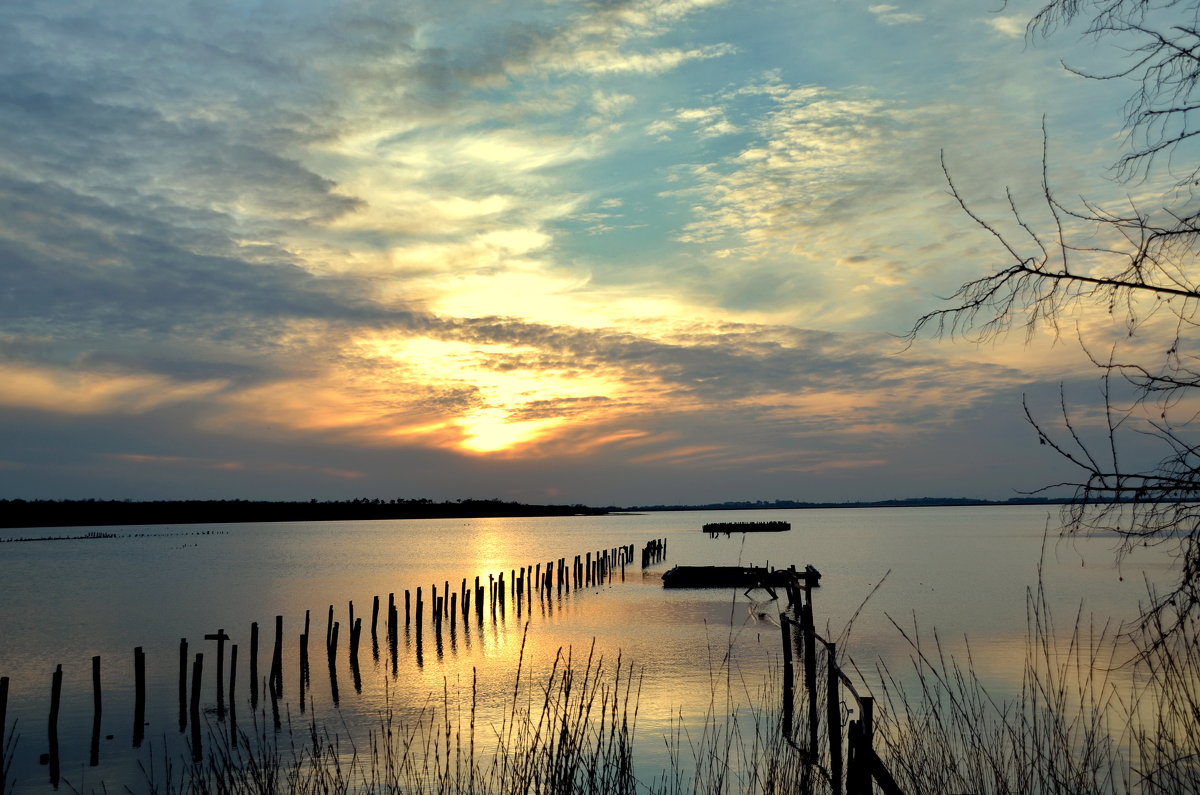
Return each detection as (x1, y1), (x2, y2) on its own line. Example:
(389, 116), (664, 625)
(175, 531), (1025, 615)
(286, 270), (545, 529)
(0, 495), (1080, 530)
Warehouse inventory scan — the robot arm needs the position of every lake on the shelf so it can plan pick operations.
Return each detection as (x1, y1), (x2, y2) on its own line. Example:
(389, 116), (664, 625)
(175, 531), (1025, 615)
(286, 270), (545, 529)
(0, 506), (1178, 792)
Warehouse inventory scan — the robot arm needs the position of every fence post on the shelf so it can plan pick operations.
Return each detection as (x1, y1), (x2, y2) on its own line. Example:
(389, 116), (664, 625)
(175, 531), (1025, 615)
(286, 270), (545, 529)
(133, 647), (146, 747)
(0, 675), (8, 782)
(90, 655), (102, 767)
(178, 638), (189, 731)
(828, 642), (843, 795)
(781, 617), (794, 738)
(801, 597), (818, 757)
(48, 664), (62, 787)
(861, 697), (875, 795)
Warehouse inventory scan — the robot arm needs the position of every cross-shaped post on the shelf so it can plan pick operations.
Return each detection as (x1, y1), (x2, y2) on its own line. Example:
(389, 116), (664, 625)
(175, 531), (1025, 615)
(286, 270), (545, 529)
(204, 629), (230, 720)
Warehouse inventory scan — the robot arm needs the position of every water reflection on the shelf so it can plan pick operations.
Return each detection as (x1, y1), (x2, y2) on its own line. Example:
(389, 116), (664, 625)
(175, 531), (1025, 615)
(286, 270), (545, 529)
(0, 508), (1178, 792)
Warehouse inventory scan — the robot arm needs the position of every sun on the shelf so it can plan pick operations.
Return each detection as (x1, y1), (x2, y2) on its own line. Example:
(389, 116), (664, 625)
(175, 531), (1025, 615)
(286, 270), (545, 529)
(457, 409), (560, 454)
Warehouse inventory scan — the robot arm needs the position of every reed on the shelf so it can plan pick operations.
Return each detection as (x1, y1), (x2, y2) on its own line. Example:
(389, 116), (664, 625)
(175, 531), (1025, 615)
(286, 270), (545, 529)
(139, 629), (646, 794)
(866, 575), (1200, 795)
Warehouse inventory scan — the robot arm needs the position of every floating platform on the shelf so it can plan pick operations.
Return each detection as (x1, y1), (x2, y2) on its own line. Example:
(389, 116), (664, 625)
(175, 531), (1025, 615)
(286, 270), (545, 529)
(703, 521), (790, 535)
(661, 564), (820, 590)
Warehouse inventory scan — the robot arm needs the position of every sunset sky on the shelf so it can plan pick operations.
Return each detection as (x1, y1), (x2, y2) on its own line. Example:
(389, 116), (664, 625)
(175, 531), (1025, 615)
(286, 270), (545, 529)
(0, 0), (1162, 504)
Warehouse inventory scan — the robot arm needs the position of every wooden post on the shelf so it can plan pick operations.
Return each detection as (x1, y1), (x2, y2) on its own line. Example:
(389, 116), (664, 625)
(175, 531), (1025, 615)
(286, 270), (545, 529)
(327, 622), (340, 706)
(190, 653), (203, 762)
(802, 599), (818, 756)
(861, 697), (875, 795)
(204, 629), (229, 721)
(0, 675), (8, 782)
(303, 610), (311, 683)
(828, 642), (843, 795)
(450, 593), (457, 631)
(372, 595), (380, 638)
(847, 719), (861, 795)
(178, 638), (188, 731)
(250, 622), (259, 707)
(48, 664), (61, 787)
(326, 604), (334, 651)
(133, 646), (146, 747)
(90, 655), (102, 766)
(781, 618), (794, 739)
(229, 644), (238, 748)
(0, 675), (8, 777)
(271, 615), (283, 696)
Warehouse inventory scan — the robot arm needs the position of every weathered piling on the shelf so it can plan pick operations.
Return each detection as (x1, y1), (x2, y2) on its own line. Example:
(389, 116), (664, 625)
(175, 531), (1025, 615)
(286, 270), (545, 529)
(782, 618), (794, 738)
(48, 664), (61, 787)
(299, 633), (309, 697)
(351, 632), (363, 694)
(0, 675), (8, 782)
(269, 666), (281, 731)
(303, 609), (311, 675)
(90, 656), (101, 767)
(133, 646), (146, 746)
(189, 653), (203, 762)
(828, 641), (843, 795)
(271, 615), (283, 696)
(326, 604), (334, 651)
(178, 638), (188, 731)
(371, 595), (379, 639)
(250, 622), (259, 706)
(327, 621), (340, 706)
(229, 644), (238, 747)
(450, 593), (457, 631)
(416, 587), (424, 636)
(801, 599), (818, 754)
(204, 629), (229, 721)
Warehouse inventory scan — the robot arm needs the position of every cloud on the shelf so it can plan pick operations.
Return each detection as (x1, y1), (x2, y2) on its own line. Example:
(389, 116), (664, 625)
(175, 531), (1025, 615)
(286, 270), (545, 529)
(0, 362), (226, 415)
(987, 15), (1028, 38)
(868, 4), (924, 26)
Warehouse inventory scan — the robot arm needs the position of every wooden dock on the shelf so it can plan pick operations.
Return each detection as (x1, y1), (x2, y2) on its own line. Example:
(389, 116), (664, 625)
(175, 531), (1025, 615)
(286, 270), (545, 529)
(702, 520), (790, 535)
(660, 563), (819, 590)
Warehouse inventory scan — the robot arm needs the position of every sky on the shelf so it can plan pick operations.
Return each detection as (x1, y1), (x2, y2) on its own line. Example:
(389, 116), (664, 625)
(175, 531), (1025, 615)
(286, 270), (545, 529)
(0, 0), (1168, 505)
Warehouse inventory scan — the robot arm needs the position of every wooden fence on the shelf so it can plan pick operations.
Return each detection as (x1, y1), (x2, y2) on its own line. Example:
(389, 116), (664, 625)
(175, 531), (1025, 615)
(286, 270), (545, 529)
(781, 573), (904, 795)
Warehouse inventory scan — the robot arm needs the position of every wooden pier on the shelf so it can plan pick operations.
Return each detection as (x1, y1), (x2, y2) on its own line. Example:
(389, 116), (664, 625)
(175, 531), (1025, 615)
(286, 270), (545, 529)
(660, 563), (819, 590)
(702, 520), (791, 535)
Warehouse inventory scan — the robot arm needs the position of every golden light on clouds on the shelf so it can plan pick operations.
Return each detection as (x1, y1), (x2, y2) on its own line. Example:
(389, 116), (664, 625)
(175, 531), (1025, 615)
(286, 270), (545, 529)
(363, 336), (624, 454)
(0, 363), (226, 415)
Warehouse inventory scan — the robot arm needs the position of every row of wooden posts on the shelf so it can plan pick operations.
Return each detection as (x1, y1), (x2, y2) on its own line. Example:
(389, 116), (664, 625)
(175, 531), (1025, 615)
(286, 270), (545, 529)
(0, 539), (669, 785)
(779, 573), (903, 795)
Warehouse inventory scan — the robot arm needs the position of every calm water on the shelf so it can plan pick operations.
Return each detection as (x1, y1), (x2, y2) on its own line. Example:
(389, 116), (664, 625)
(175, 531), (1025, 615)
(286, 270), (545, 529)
(0, 506), (1178, 792)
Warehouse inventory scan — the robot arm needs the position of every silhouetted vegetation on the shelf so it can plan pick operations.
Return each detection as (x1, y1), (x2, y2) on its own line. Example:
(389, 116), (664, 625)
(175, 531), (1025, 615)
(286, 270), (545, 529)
(0, 498), (610, 529)
(630, 496), (1074, 512)
(911, 0), (1200, 630)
